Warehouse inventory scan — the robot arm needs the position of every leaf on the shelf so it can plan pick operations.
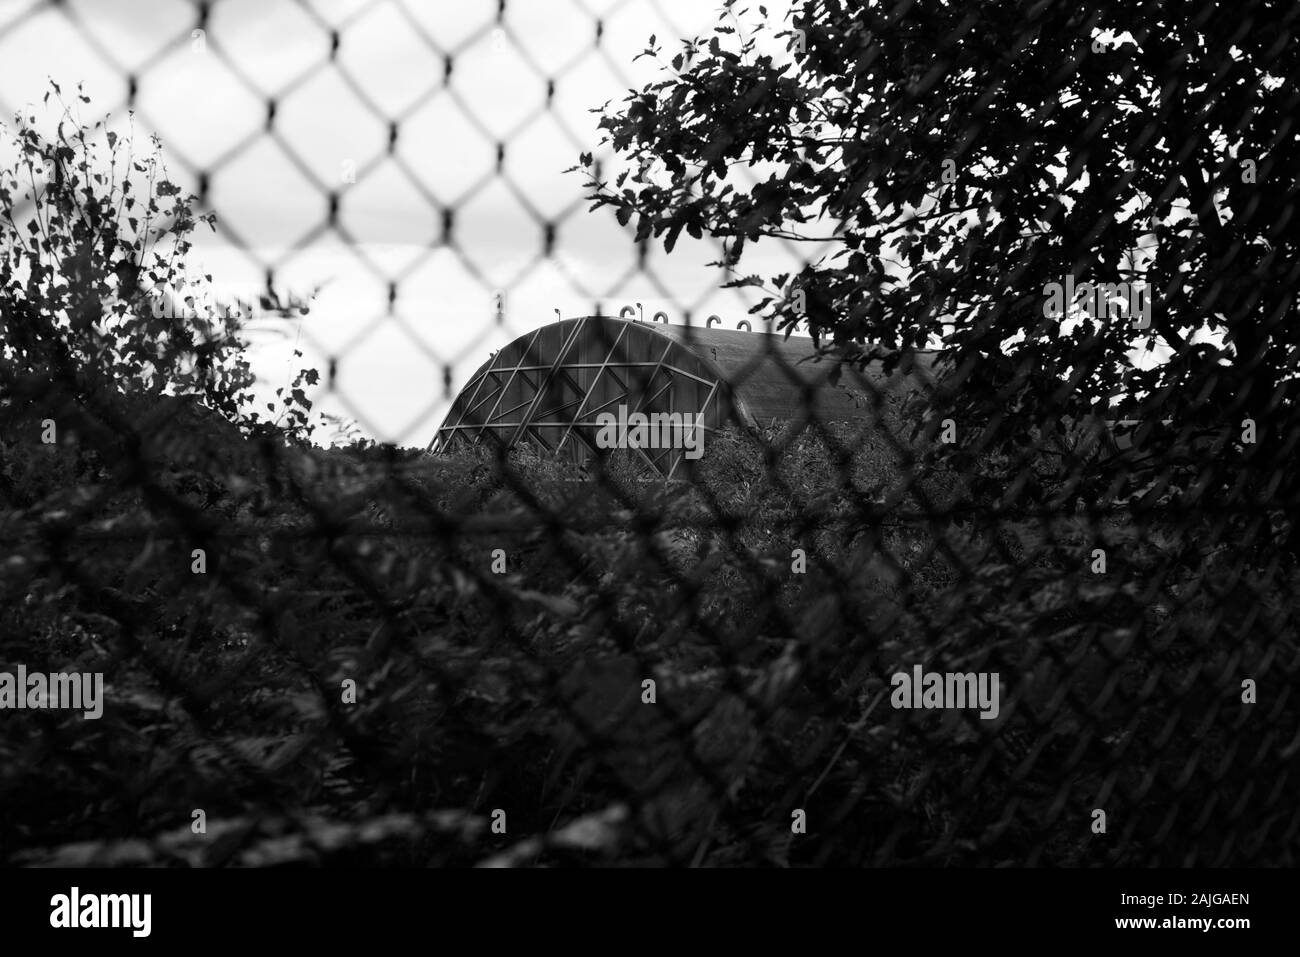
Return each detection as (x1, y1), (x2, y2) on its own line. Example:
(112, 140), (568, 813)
(664, 220), (684, 253)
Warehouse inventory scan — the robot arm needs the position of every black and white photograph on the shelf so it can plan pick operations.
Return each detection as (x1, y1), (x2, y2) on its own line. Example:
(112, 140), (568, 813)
(0, 0), (1294, 939)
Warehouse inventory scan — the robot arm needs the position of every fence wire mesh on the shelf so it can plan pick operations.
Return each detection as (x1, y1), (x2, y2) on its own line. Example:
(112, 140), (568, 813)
(1, 0), (1298, 868)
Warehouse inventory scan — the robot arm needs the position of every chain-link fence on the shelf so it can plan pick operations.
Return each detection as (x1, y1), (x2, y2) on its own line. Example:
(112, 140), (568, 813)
(0, 0), (806, 445)
(1, 0), (1298, 868)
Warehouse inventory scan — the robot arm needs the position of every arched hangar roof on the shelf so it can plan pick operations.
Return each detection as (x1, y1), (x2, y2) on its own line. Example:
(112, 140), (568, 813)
(431, 316), (939, 476)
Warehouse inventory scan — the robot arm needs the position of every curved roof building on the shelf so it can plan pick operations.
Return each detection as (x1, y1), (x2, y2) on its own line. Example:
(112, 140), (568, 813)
(430, 316), (939, 478)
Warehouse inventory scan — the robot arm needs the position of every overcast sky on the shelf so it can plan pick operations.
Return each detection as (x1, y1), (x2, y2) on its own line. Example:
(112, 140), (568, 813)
(0, 0), (813, 444)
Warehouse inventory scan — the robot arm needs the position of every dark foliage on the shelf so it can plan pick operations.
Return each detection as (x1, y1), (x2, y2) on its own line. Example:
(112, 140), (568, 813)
(2, 9), (1298, 867)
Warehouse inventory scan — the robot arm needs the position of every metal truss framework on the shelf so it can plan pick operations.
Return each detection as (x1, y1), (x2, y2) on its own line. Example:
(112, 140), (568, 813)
(431, 317), (729, 478)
